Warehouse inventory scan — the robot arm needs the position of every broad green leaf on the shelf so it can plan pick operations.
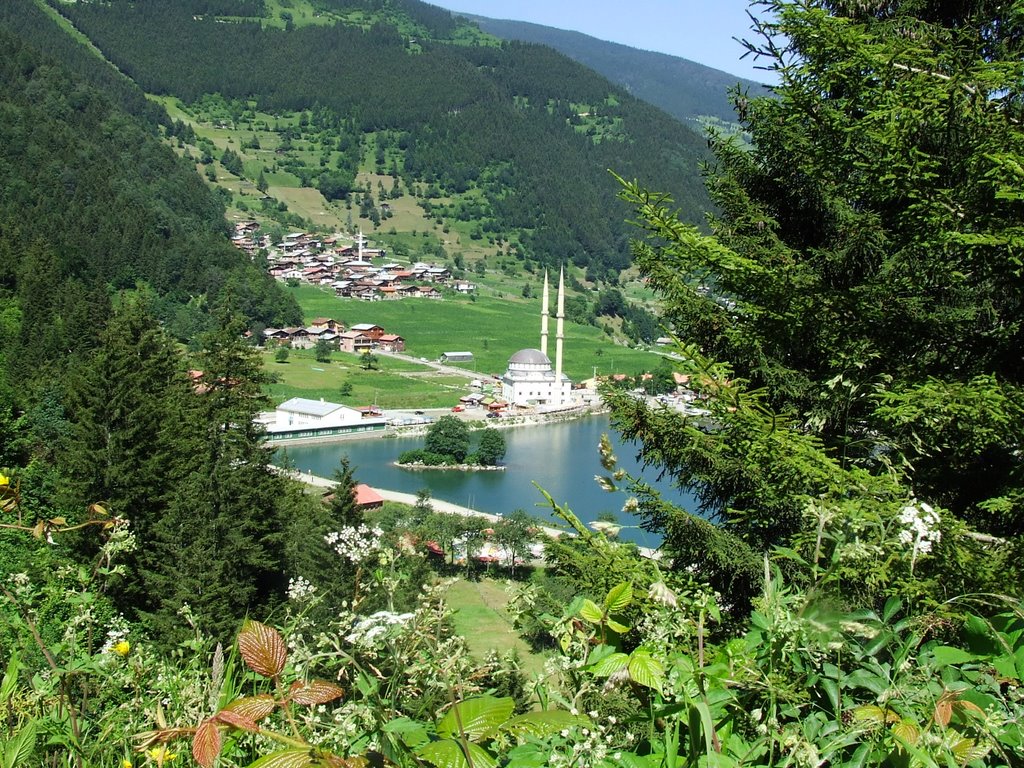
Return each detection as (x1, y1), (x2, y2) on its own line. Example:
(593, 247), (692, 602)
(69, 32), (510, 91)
(3, 720), (36, 768)
(246, 747), (313, 768)
(436, 696), (514, 741)
(504, 710), (589, 738)
(628, 650), (665, 692)
(606, 618), (631, 635)
(927, 646), (979, 668)
(691, 701), (716, 757)
(587, 651), (629, 677)
(383, 717), (430, 749)
(237, 621), (287, 678)
(579, 599), (604, 625)
(417, 739), (496, 768)
(0, 654), (20, 703)
(820, 678), (840, 714)
(604, 583), (633, 613)
(882, 597), (902, 623)
(504, 742), (550, 768)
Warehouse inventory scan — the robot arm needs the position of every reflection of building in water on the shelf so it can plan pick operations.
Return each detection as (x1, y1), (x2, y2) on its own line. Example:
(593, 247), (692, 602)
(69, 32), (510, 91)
(501, 268), (573, 408)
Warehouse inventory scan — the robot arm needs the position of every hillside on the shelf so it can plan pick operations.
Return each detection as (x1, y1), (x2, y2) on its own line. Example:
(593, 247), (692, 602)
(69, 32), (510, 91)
(0, 1), (300, 392)
(52, 0), (715, 280)
(459, 13), (771, 128)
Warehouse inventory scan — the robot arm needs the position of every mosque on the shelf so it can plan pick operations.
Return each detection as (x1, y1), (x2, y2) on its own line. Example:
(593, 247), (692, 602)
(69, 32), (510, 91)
(501, 268), (574, 408)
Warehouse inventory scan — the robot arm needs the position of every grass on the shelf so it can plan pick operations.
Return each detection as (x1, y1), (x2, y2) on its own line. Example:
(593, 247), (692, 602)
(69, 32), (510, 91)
(444, 578), (546, 676)
(286, 284), (668, 383)
(264, 347), (472, 409)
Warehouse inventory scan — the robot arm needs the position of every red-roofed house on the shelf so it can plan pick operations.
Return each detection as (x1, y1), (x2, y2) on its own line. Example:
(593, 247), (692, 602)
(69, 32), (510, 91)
(353, 484), (384, 510)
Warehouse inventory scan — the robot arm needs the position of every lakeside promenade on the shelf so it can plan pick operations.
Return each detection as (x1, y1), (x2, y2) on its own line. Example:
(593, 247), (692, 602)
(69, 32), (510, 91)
(273, 466), (660, 559)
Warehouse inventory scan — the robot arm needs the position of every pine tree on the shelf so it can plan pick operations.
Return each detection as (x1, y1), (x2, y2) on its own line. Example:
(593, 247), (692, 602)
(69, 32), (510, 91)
(145, 312), (287, 643)
(607, 0), (1024, 609)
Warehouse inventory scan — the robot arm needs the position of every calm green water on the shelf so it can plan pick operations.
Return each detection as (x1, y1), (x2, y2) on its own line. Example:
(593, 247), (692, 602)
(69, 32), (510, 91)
(277, 414), (701, 547)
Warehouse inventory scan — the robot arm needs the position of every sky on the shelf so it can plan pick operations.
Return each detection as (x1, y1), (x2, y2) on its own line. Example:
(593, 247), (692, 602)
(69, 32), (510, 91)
(432, 0), (772, 82)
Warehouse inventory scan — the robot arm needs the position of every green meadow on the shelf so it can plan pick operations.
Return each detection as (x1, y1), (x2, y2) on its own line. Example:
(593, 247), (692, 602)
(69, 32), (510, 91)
(285, 284), (667, 382)
(263, 346), (472, 409)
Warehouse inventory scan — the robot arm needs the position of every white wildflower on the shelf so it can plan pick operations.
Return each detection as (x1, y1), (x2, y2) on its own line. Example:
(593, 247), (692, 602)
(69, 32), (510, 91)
(898, 500), (942, 573)
(325, 524), (385, 564)
(287, 576), (317, 601)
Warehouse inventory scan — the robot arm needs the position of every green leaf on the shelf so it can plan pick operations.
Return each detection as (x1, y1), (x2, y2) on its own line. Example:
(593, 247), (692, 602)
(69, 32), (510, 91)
(586, 652), (629, 677)
(3, 720), (36, 768)
(246, 748), (314, 768)
(820, 678), (840, 714)
(417, 739), (496, 768)
(579, 599), (604, 625)
(604, 583), (633, 613)
(504, 742), (551, 768)
(882, 597), (902, 623)
(627, 649), (665, 692)
(0, 654), (20, 703)
(504, 710), (589, 738)
(436, 696), (515, 741)
(606, 618), (631, 635)
(927, 646), (980, 668)
(384, 717), (430, 749)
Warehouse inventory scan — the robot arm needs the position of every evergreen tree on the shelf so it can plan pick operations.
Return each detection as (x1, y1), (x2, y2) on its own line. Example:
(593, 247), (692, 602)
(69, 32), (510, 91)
(145, 313), (286, 643)
(283, 458), (362, 618)
(61, 299), (187, 573)
(607, 0), (1024, 611)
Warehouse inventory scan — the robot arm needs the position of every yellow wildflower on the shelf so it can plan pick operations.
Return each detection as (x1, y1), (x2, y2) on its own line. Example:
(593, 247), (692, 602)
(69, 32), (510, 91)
(122, 760), (133, 768)
(0, 473), (9, 487)
(146, 746), (177, 764)
(113, 640), (131, 657)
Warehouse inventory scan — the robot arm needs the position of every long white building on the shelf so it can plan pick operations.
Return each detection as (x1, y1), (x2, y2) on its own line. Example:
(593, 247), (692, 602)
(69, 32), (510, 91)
(263, 397), (387, 441)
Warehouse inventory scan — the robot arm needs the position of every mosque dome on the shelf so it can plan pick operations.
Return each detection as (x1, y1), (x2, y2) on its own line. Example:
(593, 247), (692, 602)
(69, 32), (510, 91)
(508, 348), (551, 366)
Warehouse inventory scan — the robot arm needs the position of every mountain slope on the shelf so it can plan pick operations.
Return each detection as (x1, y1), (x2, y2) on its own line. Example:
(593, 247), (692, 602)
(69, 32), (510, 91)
(0, 0), (300, 387)
(457, 14), (769, 126)
(54, 0), (714, 278)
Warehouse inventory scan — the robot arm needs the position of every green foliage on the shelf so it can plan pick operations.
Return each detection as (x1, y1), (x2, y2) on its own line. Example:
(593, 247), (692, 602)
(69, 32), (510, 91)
(473, 428), (506, 466)
(57, 0), (712, 277)
(607, 0), (1024, 611)
(423, 416), (470, 464)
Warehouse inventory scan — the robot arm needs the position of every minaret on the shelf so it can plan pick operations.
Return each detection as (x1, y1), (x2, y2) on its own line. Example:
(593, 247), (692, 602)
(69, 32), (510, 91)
(540, 271), (550, 357)
(357, 229), (364, 262)
(555, 266), (565, 397)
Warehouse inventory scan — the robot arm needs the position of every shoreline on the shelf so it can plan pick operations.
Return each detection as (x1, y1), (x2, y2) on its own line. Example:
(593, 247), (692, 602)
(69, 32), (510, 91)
(264, 400), (607, 447)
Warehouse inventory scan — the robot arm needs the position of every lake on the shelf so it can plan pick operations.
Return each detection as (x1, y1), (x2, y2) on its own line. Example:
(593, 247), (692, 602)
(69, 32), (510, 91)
(277, 414), (700, 548)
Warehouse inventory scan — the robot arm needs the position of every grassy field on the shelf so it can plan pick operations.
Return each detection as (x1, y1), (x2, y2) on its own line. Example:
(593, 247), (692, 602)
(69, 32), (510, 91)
(444, 578), (545, 677)
(263, 347), (472, 409)
(286, 285), (667, 382)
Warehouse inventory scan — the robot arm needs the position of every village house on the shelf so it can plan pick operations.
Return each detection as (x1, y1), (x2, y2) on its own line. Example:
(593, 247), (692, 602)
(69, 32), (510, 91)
(339, 330), (373, 354)
(378, 333), (406, 352)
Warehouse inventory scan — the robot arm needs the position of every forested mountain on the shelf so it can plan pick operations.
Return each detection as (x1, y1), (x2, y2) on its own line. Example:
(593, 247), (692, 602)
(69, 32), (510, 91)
(458, 13), (770, 125)
(0, 0), (300, 389)
(53, 0), (714, 277)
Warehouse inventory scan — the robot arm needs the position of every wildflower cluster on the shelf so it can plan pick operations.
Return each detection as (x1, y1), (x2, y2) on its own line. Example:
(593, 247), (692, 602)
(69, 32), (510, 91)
(345, 610), (414, 647)
(287, 575), (317, 602)
(100, 615), (132, 657)
(898, 500), (941, 572)
(325, 524), (385, 564)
